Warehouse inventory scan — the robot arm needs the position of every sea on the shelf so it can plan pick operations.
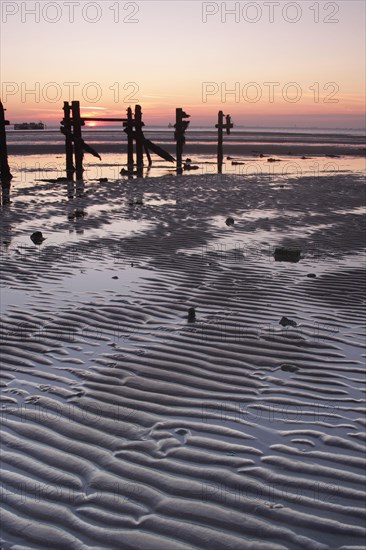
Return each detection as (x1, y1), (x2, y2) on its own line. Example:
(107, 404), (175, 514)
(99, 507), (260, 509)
(4, 126), (366, 183)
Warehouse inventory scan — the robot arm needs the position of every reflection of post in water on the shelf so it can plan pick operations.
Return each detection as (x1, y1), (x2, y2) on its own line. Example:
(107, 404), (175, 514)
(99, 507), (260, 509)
(0, 101), (13, 205)
(66, 178), (85, 200)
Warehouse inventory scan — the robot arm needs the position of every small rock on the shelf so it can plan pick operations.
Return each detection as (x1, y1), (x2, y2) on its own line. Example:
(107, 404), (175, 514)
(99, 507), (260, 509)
(279, 316), (297, 328)
(30, 231), (46, 245)
(268, 158), (281, 162)
(226, 216), (235, 226)
(112, 276), (119, 280)
(187, 307), (196, 322)
(307, 273), (317, 278)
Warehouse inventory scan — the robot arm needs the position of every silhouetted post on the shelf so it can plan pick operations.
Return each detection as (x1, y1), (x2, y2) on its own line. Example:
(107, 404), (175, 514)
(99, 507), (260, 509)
(174, 108), (190, 174)
(134, 105), (144, 177)
(0, 101), (12, 185)
(71, 101), (84, 180)
(62, 102), (74, 180)
(215, 111), (233, 174)
(216, 110), (224, 173)
(174, 107), (191, 174)
(126, 107), (134, 173)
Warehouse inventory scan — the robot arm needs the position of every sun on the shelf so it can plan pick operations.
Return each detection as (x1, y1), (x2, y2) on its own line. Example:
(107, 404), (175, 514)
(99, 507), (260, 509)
(86, 122), (97, 127)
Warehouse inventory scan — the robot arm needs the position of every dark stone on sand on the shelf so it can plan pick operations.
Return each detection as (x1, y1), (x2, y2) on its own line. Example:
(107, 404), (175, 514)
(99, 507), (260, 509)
(274, 247), (301, 263)
(226, 216), (235, 226)
(281, 364), (299, 373)
(112, 276), (119, 279)
(307, 273), (317, 278)
(30, 231), (46, 245)
(279, 316), (297, 328)
(268, 158), (281, 162)
(187, 307), (196, 322)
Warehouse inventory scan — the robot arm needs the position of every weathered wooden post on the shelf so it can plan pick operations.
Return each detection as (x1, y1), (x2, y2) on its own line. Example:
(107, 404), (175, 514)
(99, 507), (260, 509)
(126, 107), (134, 173)
(61, 102), (74, 180)
(215, 111), (233, 173)
(216, 110), (224, 174)
(174, 108), (190, 174)
(0, 101), (12, 185)
(71, 101), (84, 180)
(134, 105), (144, 177)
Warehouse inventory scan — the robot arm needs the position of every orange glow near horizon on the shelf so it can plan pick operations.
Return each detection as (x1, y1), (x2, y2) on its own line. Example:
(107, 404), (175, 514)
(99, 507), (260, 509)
(1, 1), (365, 129)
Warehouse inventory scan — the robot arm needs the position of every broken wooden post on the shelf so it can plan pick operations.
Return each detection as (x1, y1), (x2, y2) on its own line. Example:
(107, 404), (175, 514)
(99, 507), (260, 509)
(71, 101), (84, 180)
(61, 101), (75, 180)
(215, 111), (233, 174)
(174, 108), (190, 174)
(134, 105), (144, 177)
(143, 142), (152, 166)
(0, 101), (12, 185)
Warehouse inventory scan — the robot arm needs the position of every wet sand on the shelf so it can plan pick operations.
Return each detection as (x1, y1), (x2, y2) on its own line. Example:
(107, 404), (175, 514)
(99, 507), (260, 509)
(0, 171), (365, 549)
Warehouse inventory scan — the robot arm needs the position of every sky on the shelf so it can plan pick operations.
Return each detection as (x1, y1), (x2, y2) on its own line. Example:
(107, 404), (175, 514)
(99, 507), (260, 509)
(0, 0), (365, 128)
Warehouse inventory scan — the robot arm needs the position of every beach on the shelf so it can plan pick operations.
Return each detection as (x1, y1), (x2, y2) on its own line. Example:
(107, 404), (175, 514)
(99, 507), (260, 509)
(0, 162), (365, 548)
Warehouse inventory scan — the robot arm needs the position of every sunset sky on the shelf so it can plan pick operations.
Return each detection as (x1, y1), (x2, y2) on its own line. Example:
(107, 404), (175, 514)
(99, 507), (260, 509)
(1, 0), (365, 128)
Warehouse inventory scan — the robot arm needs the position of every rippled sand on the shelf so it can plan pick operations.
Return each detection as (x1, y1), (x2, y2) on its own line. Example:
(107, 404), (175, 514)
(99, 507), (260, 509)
(0, 171), (365, 549)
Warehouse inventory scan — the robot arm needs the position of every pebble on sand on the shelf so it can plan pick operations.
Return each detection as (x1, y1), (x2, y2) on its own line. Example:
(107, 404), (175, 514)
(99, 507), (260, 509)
(279, 316), (297, 328)
(30, 231), (46, 245)
(187, 307), (196, 322)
